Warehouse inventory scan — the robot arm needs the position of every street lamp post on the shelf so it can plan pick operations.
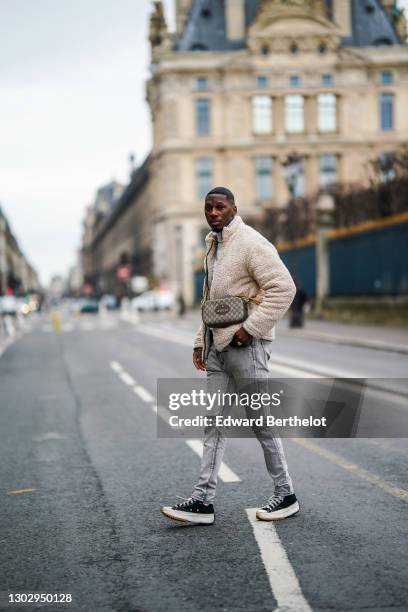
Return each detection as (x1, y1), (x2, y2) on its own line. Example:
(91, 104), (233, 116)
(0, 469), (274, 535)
(282, 155), (303, 279)
(315, 193), (335, 318)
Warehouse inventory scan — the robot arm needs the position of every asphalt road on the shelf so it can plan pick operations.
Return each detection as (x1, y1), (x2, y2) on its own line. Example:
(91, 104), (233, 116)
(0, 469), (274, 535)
(1, 310), (407, 612)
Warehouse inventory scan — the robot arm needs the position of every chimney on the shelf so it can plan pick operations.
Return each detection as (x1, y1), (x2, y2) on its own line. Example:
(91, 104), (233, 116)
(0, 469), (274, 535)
(333, 0), (352, 37)
(225, 0), (246, 40)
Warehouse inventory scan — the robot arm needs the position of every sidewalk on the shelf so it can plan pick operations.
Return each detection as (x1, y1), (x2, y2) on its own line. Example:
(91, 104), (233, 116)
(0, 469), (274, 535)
(179, 310), (408, 355)
(279, 319), (408, 354)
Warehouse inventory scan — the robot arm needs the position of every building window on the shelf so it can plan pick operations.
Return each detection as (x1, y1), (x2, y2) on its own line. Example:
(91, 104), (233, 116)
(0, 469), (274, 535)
(319, 154), (337, 187)
(318, 93), (337, 132)
(252, 96), (272, 134)
(255, 156), (273, 201)
(290, 43), (299, 54)
(380, 70), (393, 85)
(289, 75), (300, 87)
(195, 98), (210, 136)
(196, 158), (213, 199)
(321, 73), (333, 86)
(196, 77), (208, 91)
(285, 95), (304, 133)
(380, 93), (394, 130)
(257, 76), (268, 89)
(318, 43), (327, 54)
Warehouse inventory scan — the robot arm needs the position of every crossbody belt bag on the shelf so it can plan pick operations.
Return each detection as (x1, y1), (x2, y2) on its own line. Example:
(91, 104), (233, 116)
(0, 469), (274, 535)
(202, 295), (261, 328)
(201, 241), (262, 329)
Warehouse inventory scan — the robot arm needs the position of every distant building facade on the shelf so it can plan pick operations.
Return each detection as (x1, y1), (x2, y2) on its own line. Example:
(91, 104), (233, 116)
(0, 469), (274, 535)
(0, 206), (39, 295)
(146, 0), (408, 305)
(81, 162), (151, 297)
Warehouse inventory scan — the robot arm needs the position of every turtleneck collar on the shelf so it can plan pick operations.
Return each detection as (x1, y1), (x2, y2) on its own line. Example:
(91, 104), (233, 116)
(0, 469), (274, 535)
(206, 215), (242, 246)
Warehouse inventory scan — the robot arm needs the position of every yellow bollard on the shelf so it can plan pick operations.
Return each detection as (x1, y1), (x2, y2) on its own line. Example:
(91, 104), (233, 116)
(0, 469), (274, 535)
(51, 310), (62, 333)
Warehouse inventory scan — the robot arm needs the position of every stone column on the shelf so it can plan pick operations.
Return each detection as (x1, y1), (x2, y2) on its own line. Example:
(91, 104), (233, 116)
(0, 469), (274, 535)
(274, 96), (285, 139)
(315, 194), (335, 317)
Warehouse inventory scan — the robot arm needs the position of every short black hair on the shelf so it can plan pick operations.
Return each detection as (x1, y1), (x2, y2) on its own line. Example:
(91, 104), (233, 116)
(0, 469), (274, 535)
(205, 186), (235, 204)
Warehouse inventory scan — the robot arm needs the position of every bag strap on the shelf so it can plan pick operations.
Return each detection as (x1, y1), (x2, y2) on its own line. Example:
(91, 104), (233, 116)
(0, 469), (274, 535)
(201, 239), (216, 361)
(234, 294), (263, 305)
(202, 239), (216, 305)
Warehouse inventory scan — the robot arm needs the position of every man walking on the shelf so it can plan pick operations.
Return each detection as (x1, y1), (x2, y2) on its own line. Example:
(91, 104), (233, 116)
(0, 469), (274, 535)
(161, 187), (298, 525)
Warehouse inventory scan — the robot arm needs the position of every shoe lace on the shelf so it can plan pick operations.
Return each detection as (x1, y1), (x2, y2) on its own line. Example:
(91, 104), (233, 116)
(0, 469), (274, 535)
(265, 494), (284, 510)
(176, 497), (194, 509)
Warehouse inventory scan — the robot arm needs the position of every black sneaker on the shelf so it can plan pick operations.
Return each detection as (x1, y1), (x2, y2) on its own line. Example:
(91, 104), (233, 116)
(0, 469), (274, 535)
(160, 498), (215, 525)
(256, 493), (299, 521)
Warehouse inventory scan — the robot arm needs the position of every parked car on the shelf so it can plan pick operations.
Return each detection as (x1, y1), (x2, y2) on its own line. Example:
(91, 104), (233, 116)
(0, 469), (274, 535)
(79, 299), (99, 314)
(131, 290), (175, 312)
(131, 291), (157, 312)
(0, 295), (19, 316)
(100, 294), (118, 310)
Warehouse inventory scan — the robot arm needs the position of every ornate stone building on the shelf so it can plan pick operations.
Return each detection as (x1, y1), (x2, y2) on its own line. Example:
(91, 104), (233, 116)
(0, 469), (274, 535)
(81, 165), (152, 297)
(0, 206), (39, 295)
(146, 0), (408, 305)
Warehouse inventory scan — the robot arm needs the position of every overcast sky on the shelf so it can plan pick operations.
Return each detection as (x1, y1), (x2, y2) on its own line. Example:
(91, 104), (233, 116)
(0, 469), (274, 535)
(1, 0), (407, 286)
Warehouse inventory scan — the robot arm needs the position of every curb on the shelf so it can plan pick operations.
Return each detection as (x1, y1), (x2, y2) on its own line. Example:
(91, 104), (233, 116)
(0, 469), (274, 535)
(279, 329), (408, 355)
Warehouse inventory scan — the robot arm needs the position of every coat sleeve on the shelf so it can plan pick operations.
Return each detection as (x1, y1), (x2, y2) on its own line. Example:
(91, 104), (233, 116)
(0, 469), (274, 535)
(193, 321), (204, 349)
(242, 239), (296, 338)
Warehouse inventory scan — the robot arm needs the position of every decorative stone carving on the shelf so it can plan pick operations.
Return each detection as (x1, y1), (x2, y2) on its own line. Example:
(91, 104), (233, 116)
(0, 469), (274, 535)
(257, 0), (327, 23)
(248, 0), (340, 55)
(149, 1), (167, 48)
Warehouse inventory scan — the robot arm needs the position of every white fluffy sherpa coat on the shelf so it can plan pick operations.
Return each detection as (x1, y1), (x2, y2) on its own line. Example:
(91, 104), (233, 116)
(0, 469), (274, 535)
(194, 215), (296, 352)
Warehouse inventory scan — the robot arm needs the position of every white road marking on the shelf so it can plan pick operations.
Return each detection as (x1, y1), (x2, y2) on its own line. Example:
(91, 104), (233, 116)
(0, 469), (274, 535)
(293, 438), (408, 502)
(269, 354), (359, 378)
(119, 371), (136, 387)
(135, 324), (192, 347)
(62, 323), (74, 332)
(268, 361), (317, 378)
(185, 439), (241, 483)
(110, 360), (123, 373)
(135, 324), (352, 377)
(246, 508), (312, 612)
(133, 385), (155, 403)
(80, 322), (95, 331)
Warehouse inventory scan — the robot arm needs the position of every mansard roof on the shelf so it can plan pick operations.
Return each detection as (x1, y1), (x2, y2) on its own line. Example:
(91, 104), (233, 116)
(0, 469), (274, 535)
(176, 0), (400, 52)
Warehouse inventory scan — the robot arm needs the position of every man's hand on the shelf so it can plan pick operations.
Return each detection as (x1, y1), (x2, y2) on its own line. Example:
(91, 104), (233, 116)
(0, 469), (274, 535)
(231, 327), (253, 347)
(193, 347), (206, 371)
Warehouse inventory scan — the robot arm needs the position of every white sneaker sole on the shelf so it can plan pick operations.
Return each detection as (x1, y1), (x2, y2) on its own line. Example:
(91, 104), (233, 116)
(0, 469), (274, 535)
(256, 501), (300, 521)
(160, 506), (215, 525)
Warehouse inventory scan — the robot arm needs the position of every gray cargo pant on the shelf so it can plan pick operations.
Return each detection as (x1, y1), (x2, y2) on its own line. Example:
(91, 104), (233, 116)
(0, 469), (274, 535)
(191, 339), (294, 504)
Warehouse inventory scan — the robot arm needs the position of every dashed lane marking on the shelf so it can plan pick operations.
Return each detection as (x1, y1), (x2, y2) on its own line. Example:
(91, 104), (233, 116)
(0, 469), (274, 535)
(7, 488), (36, 496)
(119, 371), (136, 387)
(246, 508), (312, 612)
(293, 438), (408, 502)
(185, 439), (241, 483)
(110, 361), (240, 485)
(133, 385), (155, 403)
(110, 360), (123, 373)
